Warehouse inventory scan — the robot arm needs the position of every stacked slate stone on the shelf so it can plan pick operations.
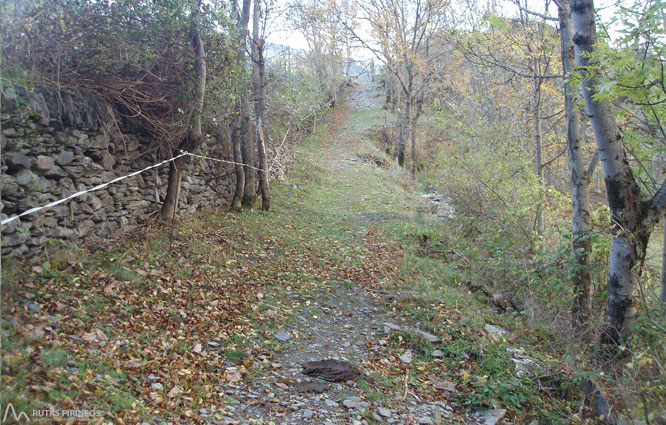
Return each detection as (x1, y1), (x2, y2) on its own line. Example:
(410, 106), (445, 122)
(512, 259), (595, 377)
(1, 86), (235, 258)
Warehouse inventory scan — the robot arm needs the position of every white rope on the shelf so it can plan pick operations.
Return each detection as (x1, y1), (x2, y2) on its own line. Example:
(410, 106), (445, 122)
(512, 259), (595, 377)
(1, 152), (188, 227)
(1, 98), (340, 228)
(179, 150), (265, 172)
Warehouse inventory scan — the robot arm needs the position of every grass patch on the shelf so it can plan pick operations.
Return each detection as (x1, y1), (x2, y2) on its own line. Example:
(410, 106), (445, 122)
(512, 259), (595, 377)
(0, 84), (591, 423)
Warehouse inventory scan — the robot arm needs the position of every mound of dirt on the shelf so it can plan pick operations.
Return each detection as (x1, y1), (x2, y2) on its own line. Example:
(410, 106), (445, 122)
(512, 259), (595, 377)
(302, 359), (361, 382)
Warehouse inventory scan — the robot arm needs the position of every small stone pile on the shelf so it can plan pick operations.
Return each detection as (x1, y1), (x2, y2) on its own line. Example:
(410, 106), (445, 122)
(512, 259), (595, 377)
(421, 193), (456, 220)
(348, 83), (383, 110)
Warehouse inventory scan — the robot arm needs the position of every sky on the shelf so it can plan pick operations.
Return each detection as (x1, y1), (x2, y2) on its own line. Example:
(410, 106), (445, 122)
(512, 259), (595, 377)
(266, 0), (626, 53)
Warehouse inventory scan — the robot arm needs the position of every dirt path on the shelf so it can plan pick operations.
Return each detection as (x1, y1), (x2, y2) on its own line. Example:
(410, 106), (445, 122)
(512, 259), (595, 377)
(208, 85), (462, 425)
(1, 83), (538, 425)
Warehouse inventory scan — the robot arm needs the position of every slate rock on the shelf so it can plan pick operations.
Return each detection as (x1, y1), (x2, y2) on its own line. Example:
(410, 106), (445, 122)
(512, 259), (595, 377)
(413, 329), (441, 344)
(1, 174), (20, 199)
(3, 128), (17, 137)
(432, 378), (456, 392)
(292, 380), (329, 394)
(399, 350), (413, 364)
(383, 322), (401, 333)
(4, 152), (31, 170)
(484, 324), (511, 338)
(342, 399), (357, 409)
(101, 152), (115, 170)
(36, 92), (50, 124)
(34, 155), (55, 173)
(68, 334), (84, 342)
(56, 151), (75, 166)
(479, 408), (507, 425)
(90, 195), (104, 211)
(50, 227), (77, 239)
(274, 330), (290, 341)
(511, 355), (544, 376)
(3, 87), (17, 100)
(44, 165), (68, 178)
(2, 231), (28, 247)
(92, 134), (109, 149)
(15, 169), (37, 187)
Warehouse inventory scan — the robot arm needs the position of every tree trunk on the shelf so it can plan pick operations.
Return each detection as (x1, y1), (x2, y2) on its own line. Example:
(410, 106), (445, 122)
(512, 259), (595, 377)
(662, 218), (666, 303)
(533, 74), (544, 237)
(252, 0), (270, 211)
(231, 113), (244, 210)
(571, 0), (666, 346)
(232, 0), (252, 210)
(410, 102), (421, 177)
(385, 68), (393, 105)
(559, 0), (593, 329)
(397, 101), (409, 167)
(241, 102), (256, 208)
(160, 6), (206, 220)
(161, 158), (184, 220)
(397, 82), (412, 168)
(410, 115), (416, 176)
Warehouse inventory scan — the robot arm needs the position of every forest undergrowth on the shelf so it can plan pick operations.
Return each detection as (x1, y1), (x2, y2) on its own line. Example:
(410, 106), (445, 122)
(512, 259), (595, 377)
(2, 85), (659, 424)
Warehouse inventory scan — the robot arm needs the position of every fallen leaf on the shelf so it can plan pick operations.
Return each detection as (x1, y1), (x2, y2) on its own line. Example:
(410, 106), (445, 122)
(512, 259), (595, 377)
(82, 331), (97, 342)
(33, 326), (46, 339)
(193, 343), (202, 354)
(124, 359), (142, 369)
(226, 370), (242, 383)
(167, 385), (180, 398)
(95, 329), (108, 340)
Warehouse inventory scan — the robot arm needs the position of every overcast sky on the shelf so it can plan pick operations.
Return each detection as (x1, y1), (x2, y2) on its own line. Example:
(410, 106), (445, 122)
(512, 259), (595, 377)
(265, 0), (625, 54)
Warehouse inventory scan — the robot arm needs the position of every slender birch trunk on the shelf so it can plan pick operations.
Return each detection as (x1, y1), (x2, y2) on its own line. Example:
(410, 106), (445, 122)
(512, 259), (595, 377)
(572, 0), (666, 345)
(558, 0), (593, 329)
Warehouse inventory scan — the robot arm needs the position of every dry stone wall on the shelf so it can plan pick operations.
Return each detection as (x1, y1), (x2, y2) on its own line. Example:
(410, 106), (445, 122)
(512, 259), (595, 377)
(1, 86), (235, 258)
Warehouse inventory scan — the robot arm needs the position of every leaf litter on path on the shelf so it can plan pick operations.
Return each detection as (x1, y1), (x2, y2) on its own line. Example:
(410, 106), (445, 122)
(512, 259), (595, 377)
(3, 84), (476, 424)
